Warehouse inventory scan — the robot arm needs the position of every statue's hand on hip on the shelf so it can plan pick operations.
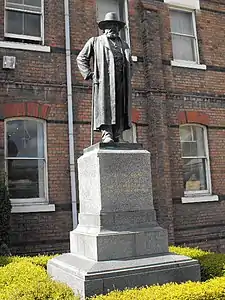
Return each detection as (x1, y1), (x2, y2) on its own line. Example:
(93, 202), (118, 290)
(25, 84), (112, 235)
(86, 72), (94, 80)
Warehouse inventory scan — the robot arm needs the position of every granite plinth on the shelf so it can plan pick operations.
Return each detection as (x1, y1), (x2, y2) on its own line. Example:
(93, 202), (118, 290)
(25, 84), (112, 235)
(83, 142), (143, 154)
(71, 144), (168, 261)
(47, 253), (201, 299)
(48, 144), (201, 298)
(70, 226), (168, 261)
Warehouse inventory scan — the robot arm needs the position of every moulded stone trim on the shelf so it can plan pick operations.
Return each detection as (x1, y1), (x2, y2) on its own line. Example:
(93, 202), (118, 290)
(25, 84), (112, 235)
(164, 0), (200, 10)
(0, 41), (50, 52)
(181, 195), (219, 203)
(171, 60), (207, 70)
(11, 204), (55, 213)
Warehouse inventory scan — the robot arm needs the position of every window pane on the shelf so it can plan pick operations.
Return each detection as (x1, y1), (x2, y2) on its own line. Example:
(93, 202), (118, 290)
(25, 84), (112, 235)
(180, 126), (192, 142)
(96, 0), (120, 23)
(8, 159), (45, 199)
(6, 0), (23, 4)
(183, 158), (207, 191)
(24, 13), (41, 37)
(172, 34), (195, 61)
(6, 11), (23, 35)
(7, 119), (44, 158)
(170, 10), (194, 35)
(194, 126), (205, 156)
(24, 0), (41, 7)
(181, 141), (197, 156)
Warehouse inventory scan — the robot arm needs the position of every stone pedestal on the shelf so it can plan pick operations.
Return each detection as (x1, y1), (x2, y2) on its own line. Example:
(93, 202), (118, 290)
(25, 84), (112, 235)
(48, 143), (200, 299)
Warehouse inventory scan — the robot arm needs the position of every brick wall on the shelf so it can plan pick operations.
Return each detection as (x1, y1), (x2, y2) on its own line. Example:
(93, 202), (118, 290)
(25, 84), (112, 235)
(132, 0), (225, 251)
(0, 0), (73, 254)
(1, 0), (225, 254)
(157, 0), (225, 251)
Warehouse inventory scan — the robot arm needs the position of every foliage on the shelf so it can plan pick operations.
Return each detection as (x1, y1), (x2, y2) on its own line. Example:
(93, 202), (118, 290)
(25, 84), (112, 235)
(90, 277), (225, 300)
(0, 183), (11, 246)
(169, 246), (209, 259)
(169, 246), (225, 281)
(0, 254), (56, 268)
(2, 247), (225, 299)
(0, 261), (79, 300)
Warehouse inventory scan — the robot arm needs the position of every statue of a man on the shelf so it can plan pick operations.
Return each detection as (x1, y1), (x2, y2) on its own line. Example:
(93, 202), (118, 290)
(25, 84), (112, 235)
(77, 12), (132, 143)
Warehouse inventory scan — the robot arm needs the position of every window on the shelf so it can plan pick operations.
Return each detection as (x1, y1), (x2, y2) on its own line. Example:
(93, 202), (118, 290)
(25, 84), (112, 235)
(170, 9), (199, 63)
(96, 0), (130, 43)
(4, 0), (43, 42)
(5, 118), (47, 203)
(179, 125), (211, 195)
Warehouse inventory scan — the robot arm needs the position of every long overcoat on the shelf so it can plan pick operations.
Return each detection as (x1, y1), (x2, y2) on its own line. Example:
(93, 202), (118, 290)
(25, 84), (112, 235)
(77, 34), (132, 131)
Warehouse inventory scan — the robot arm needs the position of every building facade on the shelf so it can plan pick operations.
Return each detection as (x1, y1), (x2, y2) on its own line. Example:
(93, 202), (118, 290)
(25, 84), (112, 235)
(0, 0), (225, 254)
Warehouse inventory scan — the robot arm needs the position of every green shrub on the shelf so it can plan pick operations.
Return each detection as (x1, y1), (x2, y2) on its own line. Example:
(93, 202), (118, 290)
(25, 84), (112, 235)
(90, 277), (225, 300)
(0, 254), (56, 268)
(0, 183), (11, 246)
(0, 261), (79, 300)
(169, 246), (225, 280)
(169, 246), (209, 259)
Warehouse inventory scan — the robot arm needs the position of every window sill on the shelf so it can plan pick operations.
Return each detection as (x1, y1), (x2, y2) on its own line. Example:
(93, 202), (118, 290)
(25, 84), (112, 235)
(181, 195), (219, 204)
(0, 41), (50, 52)
(171, 60), (207, 70)
(11, 204), (55, 213)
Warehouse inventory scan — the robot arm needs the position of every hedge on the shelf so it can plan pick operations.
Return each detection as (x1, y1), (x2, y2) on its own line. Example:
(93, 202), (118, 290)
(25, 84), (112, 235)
(90, 277), (225, 300)
(0, 261), (78, 300)
(169, 246), (225, 280)
(0, 254), (56, 268)
(89, 246), (225, 299)
(0, 183), (11, 248)
(2, 247), (225, 299)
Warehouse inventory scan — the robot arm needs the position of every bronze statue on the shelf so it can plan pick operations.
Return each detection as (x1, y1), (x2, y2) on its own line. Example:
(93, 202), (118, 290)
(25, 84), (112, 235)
(77, 12), (132, 143)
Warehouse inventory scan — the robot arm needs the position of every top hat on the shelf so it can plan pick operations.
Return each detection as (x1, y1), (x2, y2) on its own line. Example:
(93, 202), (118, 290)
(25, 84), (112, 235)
(98, 12), (126, 30)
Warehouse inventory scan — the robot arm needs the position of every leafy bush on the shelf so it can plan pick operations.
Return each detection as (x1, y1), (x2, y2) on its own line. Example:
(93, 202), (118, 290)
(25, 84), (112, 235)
(0, 183), (11, 247)
(0, 261), (79, 300)
(90, 277), (225, 300)
(2, 247), (225, 300)
(0, 254), (56, 268)
(169, 246), (209, 259)
(169, 246), (225, 280)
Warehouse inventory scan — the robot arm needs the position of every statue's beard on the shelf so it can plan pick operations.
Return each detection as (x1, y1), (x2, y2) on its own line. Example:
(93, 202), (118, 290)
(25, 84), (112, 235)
(105, 31), (119, 39)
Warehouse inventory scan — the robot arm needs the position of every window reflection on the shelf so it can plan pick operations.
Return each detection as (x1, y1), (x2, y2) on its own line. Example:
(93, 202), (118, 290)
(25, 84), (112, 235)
(6, 119), (46, 200)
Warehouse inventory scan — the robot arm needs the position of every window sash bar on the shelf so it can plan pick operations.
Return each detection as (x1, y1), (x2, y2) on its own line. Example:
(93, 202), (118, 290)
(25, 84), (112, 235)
(171, 32), (195, 38)
(182, 156), (206, 159)
(185, 189), (210, 195)
(5, 157), (45, 160)
(6, 7), (41, 14)
(4, 32), (42, 41)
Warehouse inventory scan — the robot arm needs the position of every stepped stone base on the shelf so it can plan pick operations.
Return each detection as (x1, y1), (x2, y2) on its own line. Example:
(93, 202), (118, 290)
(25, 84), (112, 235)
(48, 252), (200, 299)
(47, 143), (200, 298)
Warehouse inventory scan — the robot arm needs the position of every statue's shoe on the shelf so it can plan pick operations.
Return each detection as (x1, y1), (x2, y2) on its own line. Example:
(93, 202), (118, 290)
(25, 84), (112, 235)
(102, 136), (114, 143)
(114, 136), (129, 143)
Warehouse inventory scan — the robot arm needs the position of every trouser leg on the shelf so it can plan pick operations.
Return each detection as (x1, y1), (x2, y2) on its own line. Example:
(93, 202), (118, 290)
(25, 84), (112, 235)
(113, 72), (127, 142)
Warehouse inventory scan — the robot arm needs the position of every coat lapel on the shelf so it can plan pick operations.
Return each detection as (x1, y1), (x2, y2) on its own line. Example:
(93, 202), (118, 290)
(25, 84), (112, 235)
(99, 34), (111, 50)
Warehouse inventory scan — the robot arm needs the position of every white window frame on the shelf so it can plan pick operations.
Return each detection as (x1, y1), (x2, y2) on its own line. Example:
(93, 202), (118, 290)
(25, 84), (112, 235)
(169, 6), (206, 70)
(4, 0), (44, 44)
(170, 7), (199, 64)
(164, 0), (200, 10)
(179, 124), (212, 197)
(4, 117), (49, 206)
